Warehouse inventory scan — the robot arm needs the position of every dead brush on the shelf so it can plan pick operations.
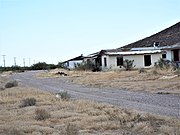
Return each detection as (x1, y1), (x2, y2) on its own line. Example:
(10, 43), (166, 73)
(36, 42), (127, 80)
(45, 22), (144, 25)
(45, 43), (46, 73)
(19, 97), (37, 108)
(34, 108), (51, 121)
(5, 80), (18, 88)
(138, 68), (147, 74)
(66, 123), (79, 135)
(2, 127), (24, 135)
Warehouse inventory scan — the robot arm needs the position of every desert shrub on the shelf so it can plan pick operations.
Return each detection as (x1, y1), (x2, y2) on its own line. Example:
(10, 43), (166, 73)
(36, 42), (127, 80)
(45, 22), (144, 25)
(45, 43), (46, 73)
(157, 92), (170, 94)
(138, 68), (146, 74)
(3, 128), (24, 135)
(123, 59), (134, 71)
(19, 98), (36, 108)
(57, 62), (65, 68)
(154, 58), (170, 69)
(5, 80), (18, 88)
(0, 86), (5, 91)
(57, 91), (71, 101)
(174, 68), (180, 75)
(74, 61), (96, 71)
(66, 123), (79, 135)
(152, 70), (158, 75)
(34, 108), (51, 121)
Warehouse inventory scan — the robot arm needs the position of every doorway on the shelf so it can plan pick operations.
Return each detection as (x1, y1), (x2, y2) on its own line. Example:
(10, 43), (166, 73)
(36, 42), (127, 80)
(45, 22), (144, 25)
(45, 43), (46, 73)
(173, 49), (179, 61)
(144, 55), (151, 66)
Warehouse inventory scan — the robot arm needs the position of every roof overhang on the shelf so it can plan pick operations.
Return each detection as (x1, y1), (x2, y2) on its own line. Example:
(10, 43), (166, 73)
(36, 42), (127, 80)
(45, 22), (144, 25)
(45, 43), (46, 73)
(105, 50), (162, 56)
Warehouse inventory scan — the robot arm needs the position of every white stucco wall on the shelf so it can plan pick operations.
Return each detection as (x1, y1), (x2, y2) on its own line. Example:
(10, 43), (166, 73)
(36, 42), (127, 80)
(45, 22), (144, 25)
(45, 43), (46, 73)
(65, 60), (83, 69)
(166, 49), (180, 62)
(101, 55), (109, 70)
(151, 53), (162, 66)
(101, 53), (162, 70)
(123, 54), (162, 68)
(124, 54), (162, 68)
(166, 50), (172, 61)
(123, 55), (144, 68)
(108, 56), (119, 69)
(101, 55), (123, 70)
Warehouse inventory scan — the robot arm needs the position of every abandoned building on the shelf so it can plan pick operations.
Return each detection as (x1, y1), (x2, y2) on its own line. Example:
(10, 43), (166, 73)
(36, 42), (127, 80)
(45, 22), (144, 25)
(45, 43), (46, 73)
(62, 55), (84, 69)
(63, 22), (180, 70)
(85, 22), (180, 70)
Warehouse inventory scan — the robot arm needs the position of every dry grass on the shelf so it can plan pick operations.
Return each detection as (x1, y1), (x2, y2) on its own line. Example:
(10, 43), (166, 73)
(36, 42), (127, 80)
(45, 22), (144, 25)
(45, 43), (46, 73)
(38, 68), (180, 95)
(0, 74), (180, 135)
(65, 69), (180, 95)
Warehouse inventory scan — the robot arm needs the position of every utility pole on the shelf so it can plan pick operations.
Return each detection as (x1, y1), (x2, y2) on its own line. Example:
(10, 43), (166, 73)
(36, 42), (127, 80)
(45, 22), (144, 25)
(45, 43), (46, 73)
(14, 57), (16, 66)
(23, 58), (25, 67)
(2, 55), (6, 67)
(29, 58), (31, 67)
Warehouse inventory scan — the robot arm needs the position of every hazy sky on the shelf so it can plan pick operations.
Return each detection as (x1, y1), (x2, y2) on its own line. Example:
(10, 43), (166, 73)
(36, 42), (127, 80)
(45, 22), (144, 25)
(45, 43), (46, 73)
(0, 0), (179, 66)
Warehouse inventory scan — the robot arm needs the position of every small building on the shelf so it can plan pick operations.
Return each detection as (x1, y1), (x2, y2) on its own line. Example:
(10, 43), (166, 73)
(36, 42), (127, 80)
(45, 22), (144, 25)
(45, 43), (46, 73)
(62, 55), (84, 69)
(162, 42), (180, 62)
(84, 22), (180, 71)
(85, 48), (164, 71)
(85, 42), (180, 71)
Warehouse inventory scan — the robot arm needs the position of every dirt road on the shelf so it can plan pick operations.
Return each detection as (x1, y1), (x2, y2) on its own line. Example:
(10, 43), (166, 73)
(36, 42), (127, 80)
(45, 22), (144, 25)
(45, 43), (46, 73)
(11, 71), (180, 118)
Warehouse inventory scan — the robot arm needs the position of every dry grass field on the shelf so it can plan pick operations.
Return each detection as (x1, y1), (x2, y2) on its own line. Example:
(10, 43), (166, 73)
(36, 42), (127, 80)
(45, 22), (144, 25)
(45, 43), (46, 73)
(0, 72), (180, 135)
(40, 68), (180, 95)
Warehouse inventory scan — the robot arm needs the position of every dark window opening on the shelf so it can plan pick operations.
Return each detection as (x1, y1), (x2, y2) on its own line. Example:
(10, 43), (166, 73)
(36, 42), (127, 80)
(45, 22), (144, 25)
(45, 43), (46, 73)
(104, 57), (107, 67)
(95, 57), (102, 67)
(162, 54), (166, 59)
(144, 55), (151, 66)
(173, 49), (179, 61)
(117, 57), (123, 66)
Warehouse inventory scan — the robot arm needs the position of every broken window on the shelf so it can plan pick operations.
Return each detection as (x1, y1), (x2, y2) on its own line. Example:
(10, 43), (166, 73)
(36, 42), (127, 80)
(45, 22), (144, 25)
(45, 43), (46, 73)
(117, 56), (123, 66)
(144, 55), (151, 66)
(104, 57), (107, 67)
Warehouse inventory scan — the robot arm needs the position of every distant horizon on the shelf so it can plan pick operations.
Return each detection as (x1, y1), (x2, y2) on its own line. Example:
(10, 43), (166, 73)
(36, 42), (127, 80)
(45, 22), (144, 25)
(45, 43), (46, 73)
(0, 0), (179, 66)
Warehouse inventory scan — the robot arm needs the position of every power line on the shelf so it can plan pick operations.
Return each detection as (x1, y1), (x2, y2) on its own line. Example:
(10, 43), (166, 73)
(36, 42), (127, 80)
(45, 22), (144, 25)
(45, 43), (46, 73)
(23, 58), (25, 67)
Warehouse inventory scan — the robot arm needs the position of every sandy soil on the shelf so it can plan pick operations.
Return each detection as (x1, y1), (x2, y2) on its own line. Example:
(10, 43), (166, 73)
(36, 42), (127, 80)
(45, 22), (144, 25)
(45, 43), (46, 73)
(0, 74), (180, 135)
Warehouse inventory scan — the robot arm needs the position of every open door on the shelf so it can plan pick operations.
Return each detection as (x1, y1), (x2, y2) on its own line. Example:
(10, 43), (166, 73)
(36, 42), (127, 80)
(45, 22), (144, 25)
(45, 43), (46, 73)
(173, 49), (179, 61)
(144, 55), (151, 66)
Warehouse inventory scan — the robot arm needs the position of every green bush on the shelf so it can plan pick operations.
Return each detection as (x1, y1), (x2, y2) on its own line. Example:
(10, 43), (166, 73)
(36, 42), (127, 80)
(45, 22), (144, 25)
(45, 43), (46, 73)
(19, 98), (36, 108)
(123, 59), (134, 71)
(57, 91), (71, 101)
(5, 80), (18, 88)
(35, 108), (51, 121)
(31, 62), (48, 70)
(154, 58), (169, 69)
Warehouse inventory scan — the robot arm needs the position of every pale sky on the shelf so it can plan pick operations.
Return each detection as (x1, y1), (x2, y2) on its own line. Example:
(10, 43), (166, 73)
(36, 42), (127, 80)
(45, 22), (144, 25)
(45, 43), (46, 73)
(0, 0), (179, 66)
